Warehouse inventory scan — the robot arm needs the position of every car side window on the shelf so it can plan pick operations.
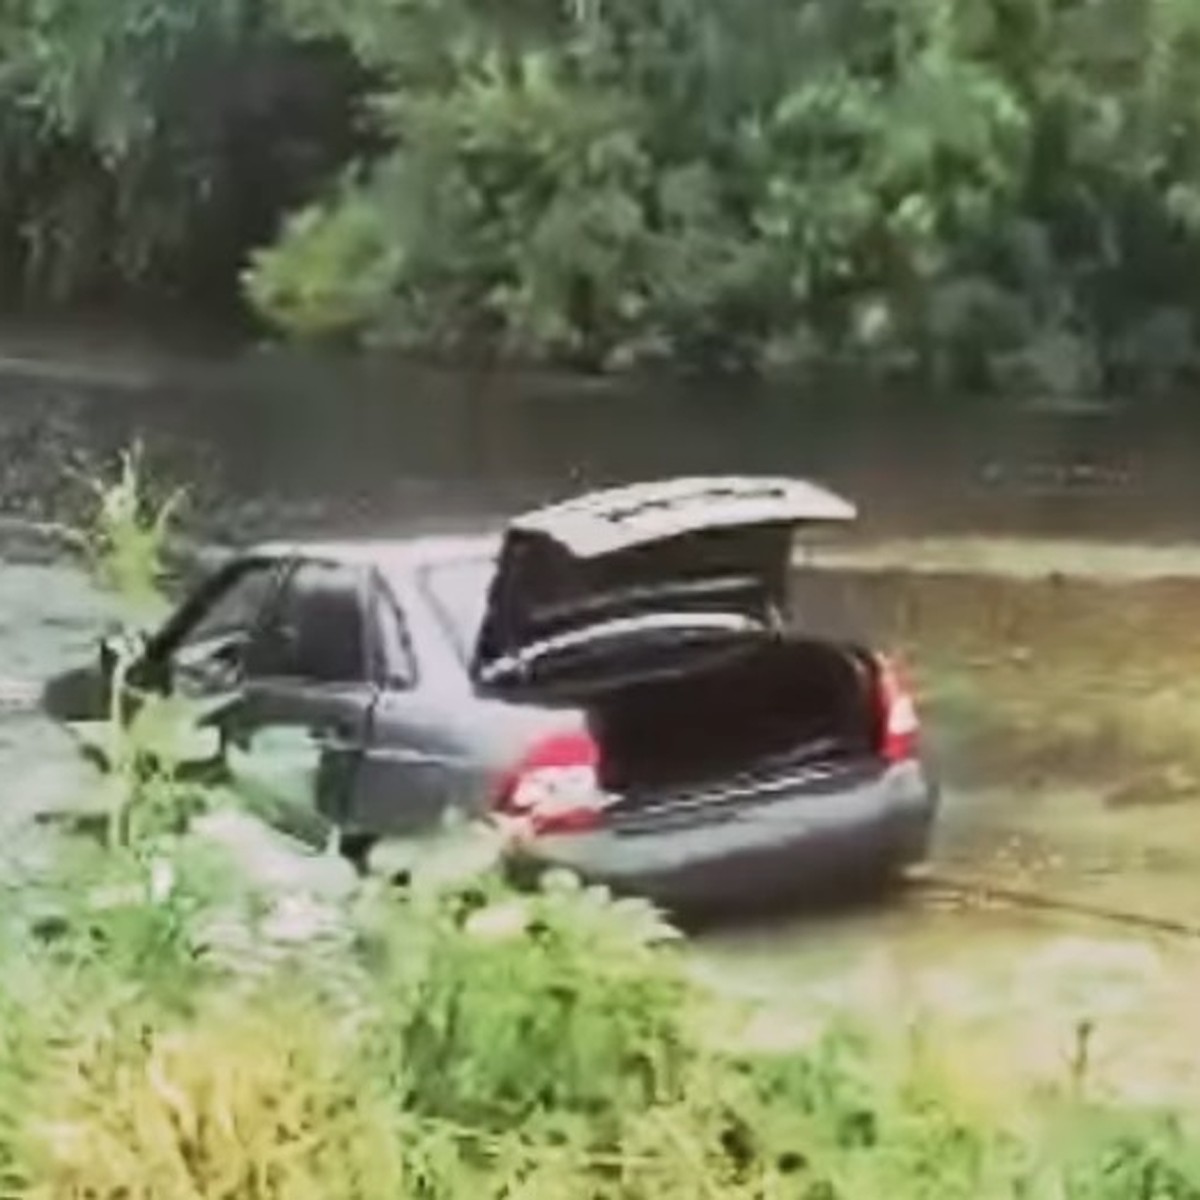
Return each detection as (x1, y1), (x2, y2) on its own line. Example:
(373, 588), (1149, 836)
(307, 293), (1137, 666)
(248, 560), (369, 684)
(176, 562), (281, 652)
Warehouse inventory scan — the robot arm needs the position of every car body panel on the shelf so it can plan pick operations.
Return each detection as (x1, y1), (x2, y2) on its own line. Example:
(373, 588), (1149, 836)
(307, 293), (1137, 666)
(506, 761), (935, 910)
(235, 678), (376, 828)
(344, 551), (586, 836)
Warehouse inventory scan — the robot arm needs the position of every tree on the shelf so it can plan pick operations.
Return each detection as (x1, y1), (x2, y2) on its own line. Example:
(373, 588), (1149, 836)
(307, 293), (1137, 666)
(0, 0), (367, 314)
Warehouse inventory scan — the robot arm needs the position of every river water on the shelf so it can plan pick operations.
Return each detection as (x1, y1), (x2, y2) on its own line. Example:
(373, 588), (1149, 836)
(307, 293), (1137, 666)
(6, 341), (1200, 543)
(5, 338), (1200, 1096)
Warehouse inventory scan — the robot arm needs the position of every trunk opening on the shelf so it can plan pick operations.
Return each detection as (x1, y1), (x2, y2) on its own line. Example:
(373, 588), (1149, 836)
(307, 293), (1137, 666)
(472, 475), (857, 690)
(589, 637), (880, 797)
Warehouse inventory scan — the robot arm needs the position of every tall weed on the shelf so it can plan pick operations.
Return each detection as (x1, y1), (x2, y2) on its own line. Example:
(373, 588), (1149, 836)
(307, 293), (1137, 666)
(72, 442), (220, 850)
(83, 440), (181, 624)
(362, 871), (691, 1131)
(19, 986), (405, 1200)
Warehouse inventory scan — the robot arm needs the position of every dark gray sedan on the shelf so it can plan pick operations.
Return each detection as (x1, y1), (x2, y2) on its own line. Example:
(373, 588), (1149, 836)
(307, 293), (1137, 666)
(45, 476), (938, 910)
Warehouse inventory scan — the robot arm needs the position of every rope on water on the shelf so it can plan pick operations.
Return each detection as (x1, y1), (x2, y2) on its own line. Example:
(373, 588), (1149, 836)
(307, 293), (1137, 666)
(905, 865), (1200, 940)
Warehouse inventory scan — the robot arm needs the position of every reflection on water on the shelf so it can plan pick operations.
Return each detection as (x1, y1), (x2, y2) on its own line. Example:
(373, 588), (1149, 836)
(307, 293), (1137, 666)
(3, 347), (1200, 545)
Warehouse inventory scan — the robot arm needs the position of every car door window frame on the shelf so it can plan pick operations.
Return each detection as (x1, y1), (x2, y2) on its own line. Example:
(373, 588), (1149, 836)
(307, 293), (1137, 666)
(247, 558), (378, 688)
(370, 569), (419, 690)
(147, 557), (285, 672)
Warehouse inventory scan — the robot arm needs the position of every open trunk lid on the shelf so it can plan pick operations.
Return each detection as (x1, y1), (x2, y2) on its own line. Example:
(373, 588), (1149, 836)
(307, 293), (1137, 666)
(470, 475), (856, 699)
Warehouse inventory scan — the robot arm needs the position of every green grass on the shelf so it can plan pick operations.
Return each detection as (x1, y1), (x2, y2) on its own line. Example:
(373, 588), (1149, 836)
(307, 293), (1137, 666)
(5, 844), (1200, 1199)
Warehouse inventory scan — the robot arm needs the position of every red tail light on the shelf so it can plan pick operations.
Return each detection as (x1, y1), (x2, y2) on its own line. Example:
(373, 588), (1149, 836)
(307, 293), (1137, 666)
(493, 731), (611, 836)
(874, 654), (920, 763)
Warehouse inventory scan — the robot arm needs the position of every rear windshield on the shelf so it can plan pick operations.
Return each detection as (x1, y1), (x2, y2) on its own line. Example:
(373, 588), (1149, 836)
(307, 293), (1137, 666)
(420, 555), (496, 660)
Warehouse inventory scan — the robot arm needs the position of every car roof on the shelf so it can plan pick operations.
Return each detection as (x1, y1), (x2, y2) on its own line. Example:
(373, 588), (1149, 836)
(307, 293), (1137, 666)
(248, 533), (501, 574)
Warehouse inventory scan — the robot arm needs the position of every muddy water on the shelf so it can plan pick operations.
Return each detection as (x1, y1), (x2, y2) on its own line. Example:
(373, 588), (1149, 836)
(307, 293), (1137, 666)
(6, 339), (1200, 1095)
(698, 902), (1200, 1103)
(0, 562), (109, 839)
(6, 344), (1200, 544)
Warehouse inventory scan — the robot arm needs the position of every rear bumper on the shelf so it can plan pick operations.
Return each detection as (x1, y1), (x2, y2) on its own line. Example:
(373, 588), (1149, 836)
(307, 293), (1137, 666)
(504, 760), (938, 912)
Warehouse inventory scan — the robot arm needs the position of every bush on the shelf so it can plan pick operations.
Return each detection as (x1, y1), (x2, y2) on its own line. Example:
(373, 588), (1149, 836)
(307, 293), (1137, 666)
(245, 0), (1200, 388)
(19, 985), (405, 1200)
(6, 835), (1200, 1200)
(360, 871), (691, 1130)
(243, 195), (403, 343)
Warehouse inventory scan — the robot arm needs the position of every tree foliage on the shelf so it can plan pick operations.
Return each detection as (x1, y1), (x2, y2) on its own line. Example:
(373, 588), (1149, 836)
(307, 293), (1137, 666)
(246, 0), (1200, 386)
(11, 0), (1200, 386)
(0, 0), (366, 314)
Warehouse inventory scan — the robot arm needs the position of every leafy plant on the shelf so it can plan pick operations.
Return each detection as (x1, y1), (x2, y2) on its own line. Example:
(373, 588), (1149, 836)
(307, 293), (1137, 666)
(82, 441), (181, 622)
(361, 869), (689, 1131)
(71, 442), (221, 850)
(244, 192), (403, 342)
(0, 0), (366, 314)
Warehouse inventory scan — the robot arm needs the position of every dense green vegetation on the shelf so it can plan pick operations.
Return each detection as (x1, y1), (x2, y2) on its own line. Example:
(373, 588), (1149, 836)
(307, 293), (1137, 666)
(14, 826), (1200, 1200)
(9, 0), (1200, 386)
(0, 0), (366, 318)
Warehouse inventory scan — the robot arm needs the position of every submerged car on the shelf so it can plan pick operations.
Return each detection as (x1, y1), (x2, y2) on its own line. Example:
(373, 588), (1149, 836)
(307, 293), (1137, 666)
(44, 476), (938, 910)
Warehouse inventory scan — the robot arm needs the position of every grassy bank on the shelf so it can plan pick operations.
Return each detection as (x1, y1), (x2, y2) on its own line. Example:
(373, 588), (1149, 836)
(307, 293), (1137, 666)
(7, 825), (1200, 1200)
(811, 563), (1200, 801)
(806, 558), (1200, 923)
(8, 451), (1200, 1196)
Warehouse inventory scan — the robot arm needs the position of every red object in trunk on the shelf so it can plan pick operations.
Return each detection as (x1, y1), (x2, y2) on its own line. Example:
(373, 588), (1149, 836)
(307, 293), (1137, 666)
(493, 731), (608, 836)
(875, 654), (920, 763)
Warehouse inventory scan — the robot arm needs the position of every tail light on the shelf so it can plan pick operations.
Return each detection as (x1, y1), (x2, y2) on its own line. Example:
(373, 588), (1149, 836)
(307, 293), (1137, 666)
(874, 654), (920, 763)
(493, 731), (612, 837)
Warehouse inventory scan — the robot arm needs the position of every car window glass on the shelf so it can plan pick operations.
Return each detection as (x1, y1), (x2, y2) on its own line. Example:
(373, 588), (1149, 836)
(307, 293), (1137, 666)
(249, 560), (368, 684)
(178, 563), (280, 651)
(417, 556), (495, 661)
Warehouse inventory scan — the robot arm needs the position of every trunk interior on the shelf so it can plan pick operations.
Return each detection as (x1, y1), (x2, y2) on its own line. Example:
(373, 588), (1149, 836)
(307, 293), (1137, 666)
(590, 637), (879, 796)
